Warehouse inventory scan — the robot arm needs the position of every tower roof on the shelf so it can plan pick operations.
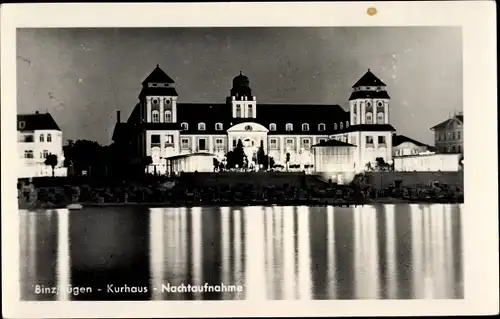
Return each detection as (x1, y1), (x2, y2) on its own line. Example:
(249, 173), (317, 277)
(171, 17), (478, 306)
(232, 71), (250, 87)
(142, 64), (175, 85)
(352, 69), (386, 88)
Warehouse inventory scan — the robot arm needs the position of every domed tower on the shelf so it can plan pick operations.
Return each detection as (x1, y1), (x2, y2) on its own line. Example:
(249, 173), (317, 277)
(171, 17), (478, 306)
(227, 71), (257, 119)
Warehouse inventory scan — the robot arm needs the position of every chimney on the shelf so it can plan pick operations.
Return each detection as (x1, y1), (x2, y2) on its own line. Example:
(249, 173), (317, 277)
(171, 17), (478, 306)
(117, 110), (121, 123)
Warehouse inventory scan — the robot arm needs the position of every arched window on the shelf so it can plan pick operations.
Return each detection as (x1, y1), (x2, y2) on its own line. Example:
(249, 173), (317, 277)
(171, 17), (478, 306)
(248, 105), (254, 118)
(236, 105), (242, 118)
(334, 123), (338, 130)
(47, 134), (52, 142)
(269, 123), (277, 131)
(302, 123), (309, 131)
(152, 110), (160, 123)
(366, 112), (373, 124)
(39, 134), (44, 142)
(198, 122), (206, 131)
(215, 123), (223, 131)
(318, 123), (326, 131)
(340, 122), (343, 129)
(164, 110), (172, 123)
(286, 123), (293, 131)
(377, 112), (384, 124)
(181, 122), (189, 130)
(346, 121), (349, 128)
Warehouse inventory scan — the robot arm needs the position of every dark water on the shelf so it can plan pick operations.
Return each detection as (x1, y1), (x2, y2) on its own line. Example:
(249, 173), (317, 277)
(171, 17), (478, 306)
(19, 204), (463, 301)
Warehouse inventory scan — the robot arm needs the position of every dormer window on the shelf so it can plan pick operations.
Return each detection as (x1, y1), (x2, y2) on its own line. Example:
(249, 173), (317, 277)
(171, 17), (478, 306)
(181, 122), (189, 130)
(165, 110), (172, 123)
(152, 110), (160, 123)
(18, 121), (26, 130)
(318, 123), (326, 131)
(286, 123), (293, 131)
(340, 122), (343, 130)
(302, 123), (309, 131)
(269, 123), (277, 131)
(346, 121), (349, 128)
(334, 123), (338, 130)
(198, 122), (206, 131)
(39, 134), (45, 142)
(215, 123), (223, 131)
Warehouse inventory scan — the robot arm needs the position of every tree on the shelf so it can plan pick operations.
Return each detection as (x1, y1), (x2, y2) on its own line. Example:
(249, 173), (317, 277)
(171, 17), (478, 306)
(44, 153), (58, 177)
(285, 152), (291, 171)
(375, 157), (387, 171)
(257, 141), (266, 167)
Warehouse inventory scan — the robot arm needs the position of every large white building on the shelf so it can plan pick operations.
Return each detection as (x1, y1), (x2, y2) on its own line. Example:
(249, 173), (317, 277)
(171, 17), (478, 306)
(17, 112), (67, 178)
(113, 65), (435, 176)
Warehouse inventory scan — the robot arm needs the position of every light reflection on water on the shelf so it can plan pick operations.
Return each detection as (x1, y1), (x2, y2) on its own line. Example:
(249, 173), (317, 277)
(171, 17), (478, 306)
(19, 204), (463, 301)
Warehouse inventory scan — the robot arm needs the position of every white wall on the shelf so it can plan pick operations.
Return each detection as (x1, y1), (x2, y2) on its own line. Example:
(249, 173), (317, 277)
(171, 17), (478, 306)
(394, 153), (462, 172)
(145, 130), (181, 164)
(393, 141), (428, 156)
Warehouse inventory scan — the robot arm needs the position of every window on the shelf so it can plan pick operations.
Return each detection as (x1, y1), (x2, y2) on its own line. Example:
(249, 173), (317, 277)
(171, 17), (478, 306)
(366, 101), (372, 107)
(378, 136), (386, 144)
(452, 132), (456, 140)
(151, 134), (161, 148)
(366, 112), (373, 124)
(39, 134), (45, 142)
(447, 132), (452, 140)
(340, 122), (343, 129)
(270, 138), (278, 149)
(164, 110), (172, 123)
(232, 139), (237, 148)
(366, 136), (374, 145)
(346, 121), (349, 128)
(198, 122), (206, 131)
(236, 105), (242, 117)
(318, 138), (326, 144)
(181, 138), (190, 149)
(318, 123), (326, 131)
(41, 150), (48, 158)
(215, 138), (224, 147)
(24, 150), (34, 158)
(302, 123), (309, 131)
(352, 113), (357, 124)
(301, 138), (311, 149)
(164, 98), (171, 105)
(215, 123), (223, 131)
(377, 101), (384, 107)
(286, 123), (293, 131)
(377, 112), (384, 124)
(286, 138), (295, 148)
(198, 138), (207, 151)
(181, 122), (189, 130)
(248, 105), (254, 118)
(334, 123), (338, 130)
(152, 110), (160, 123)
(457, 131), (461, 139)
(447, 145), (451, 152)
(351, 136), (357, 145)
(269, 123), (277, 131)
(458, 145), (462, 153)
(18, 121), (26, 130)
(451, 145), (456, 152)
(165, 135), (174, 147)
(47, 134), (52, 142)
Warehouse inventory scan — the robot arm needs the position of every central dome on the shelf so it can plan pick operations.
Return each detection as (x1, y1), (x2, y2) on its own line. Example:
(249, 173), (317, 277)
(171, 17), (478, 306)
(232, 71), (250, 87)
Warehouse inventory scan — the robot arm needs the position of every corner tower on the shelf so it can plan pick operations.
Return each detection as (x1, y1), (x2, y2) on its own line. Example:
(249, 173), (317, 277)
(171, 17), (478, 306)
(227, 71), (257, 119)
(349, 69), (390, 125)
(139, 64), (179, 123)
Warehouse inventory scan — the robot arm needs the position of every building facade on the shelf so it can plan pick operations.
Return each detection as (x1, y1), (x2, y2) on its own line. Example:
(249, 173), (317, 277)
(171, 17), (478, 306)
(113, 66), (407, 176)
(17, 112), (67, 178)
(392, 134), (434, 157)
(430, 113), (464, 154)
(394, 153), (462, 172)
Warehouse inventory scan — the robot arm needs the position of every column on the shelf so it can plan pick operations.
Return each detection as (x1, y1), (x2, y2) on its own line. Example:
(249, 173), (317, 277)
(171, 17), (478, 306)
(146, 97), (152, 122)
(280, 136), (285, 163)
(360, 101), (365, 124)
(207, 137), (212, 153)
(356, 102), (361, 125)
(384, 102), (389, 124)
(159, 98), (165, 123)
(172, 98), (178, 123)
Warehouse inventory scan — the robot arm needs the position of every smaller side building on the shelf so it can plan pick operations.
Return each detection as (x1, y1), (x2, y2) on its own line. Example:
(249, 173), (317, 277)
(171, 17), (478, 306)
(17, 112), (67, 178)
(167, 153), (216, 175)
(312, 139), (356, 184)
(392, 133), (434, 156)
(430, 113), (464, 154)
(394, 152), (463, 172)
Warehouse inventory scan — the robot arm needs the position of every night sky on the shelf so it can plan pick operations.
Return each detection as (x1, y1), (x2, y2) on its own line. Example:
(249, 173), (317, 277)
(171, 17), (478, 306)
(17, 27), (462, 146)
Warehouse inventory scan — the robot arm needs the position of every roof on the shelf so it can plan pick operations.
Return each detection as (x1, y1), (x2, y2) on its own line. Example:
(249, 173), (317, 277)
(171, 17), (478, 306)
(166, 152), (215, 161)
(392, 134), (429, 147)
(352, 69), (386, 88)
(348, 90), (390, 101)
(174, 103), (350, 135)
(332, 124), (397, 134)
(17, 112), (61, 131)
(142, 65), (175, 85)
(430, 114), (464, 130)
(139, 86), (178, 98)
(312, 139), (356, 147)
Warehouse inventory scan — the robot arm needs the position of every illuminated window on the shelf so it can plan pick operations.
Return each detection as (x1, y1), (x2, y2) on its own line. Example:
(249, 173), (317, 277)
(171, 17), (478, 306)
(318, 123), (326, 131)
(24, 150), (34, 158)
(269, 123), (277, 131)
(346, 121), (349, 128)
(164, 110), (172, 123)
(236, 105), (242, 117)
(302, 123), (309, 131)
(248, 105), (254, 118)
(377, 112), (384, 124)
(18, 121), (26, 130)
(334, 123), (338, 130)
(181, 122), (189, 130)
(181, 138), (189, 149)
(340, 122), (343, 129)
(215, 123), (223, 131)
(366, 136), (374, 144)
(39, 134), (45, 142)
(378, 136), (386, 144)
(198, 122), (206, 131)
(152, 110), (160, 123)
(366, 112), (373, 124)
(270, 138), (278, 149)
(165, 135), (174, 147)
(286, 123), (293, 131)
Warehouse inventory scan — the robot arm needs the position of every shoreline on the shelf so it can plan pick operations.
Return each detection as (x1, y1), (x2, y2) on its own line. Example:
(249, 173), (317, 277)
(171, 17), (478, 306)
(19, 198), (464, 210)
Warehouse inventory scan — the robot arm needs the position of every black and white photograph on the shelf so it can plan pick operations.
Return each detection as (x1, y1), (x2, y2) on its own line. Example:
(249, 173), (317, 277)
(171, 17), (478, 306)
(1, 2), (498, 318)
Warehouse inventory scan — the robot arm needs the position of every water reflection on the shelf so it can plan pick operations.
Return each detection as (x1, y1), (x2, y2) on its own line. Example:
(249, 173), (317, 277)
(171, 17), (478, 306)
(19, 204), (463, 300)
